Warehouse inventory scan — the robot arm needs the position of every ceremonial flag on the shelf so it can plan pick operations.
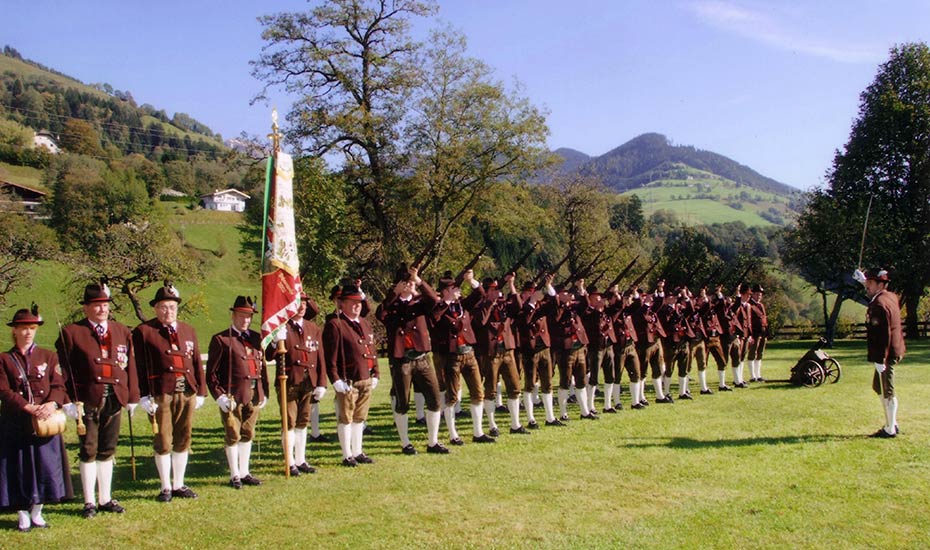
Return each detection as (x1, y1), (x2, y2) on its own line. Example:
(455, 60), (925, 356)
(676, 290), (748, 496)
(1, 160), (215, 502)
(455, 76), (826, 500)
(261, 150), (302, 349)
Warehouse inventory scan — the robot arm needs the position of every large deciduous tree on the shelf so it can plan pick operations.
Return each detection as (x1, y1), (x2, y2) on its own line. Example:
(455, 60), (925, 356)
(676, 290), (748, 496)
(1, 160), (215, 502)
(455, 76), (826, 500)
(785, 42), (930, 339)
(252, 0), (548, 291)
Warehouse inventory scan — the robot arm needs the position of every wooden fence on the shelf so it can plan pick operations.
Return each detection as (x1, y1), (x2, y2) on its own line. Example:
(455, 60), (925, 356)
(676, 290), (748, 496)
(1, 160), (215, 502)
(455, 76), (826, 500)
(774, 321), (929, 340)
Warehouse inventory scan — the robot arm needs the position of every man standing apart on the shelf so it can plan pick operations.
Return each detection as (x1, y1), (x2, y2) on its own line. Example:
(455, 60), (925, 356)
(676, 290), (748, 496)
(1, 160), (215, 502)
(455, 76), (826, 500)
(206, 296), (269, 488)
(324, 284), (380, 466)
(57, 281), (139, 518)
(854, 268), (905, 438)
(132, 283), (205, 501)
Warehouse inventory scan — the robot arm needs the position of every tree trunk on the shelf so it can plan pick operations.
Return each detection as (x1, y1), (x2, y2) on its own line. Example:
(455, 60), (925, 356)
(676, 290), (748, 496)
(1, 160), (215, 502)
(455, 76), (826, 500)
(823, 294), (846, 347)
(904, 292), (922, 340)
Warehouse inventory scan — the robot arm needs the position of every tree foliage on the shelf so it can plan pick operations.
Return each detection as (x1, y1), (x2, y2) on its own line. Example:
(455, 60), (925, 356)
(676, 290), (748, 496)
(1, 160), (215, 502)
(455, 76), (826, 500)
(784, 42), (930, 339)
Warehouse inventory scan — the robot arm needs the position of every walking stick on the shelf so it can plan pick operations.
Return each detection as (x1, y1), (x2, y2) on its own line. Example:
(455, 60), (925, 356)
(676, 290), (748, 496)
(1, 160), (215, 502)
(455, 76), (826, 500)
(54, 312), (86, 436)
(276, 339), (291, 478)
(857, 193), (874, 269)
(128, 408), (137, 481)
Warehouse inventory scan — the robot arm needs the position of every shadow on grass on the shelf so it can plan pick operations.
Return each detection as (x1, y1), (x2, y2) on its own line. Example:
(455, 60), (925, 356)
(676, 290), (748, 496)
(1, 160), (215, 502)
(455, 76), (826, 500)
(622, 433), (857, 449)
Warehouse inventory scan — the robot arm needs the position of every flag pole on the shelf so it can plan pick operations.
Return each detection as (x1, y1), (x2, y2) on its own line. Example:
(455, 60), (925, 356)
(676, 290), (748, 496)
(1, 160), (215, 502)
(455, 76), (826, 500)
(267, 109), (292, 478)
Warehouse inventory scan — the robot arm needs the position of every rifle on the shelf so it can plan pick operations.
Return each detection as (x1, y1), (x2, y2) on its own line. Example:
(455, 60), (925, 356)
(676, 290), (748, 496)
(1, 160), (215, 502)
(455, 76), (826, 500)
(606, 256), (639, 290)
(698, 264), (724, 291)
(562, 249), (606, 288)
(533, 251), (571, 286)
(626, 258), (661, 292)
(500, 242), (538, 279)
(454, 245), (487, 287)
(733, 261), (756, 292)
(408, 236), (442, 277)
(587, 269), (608, 289)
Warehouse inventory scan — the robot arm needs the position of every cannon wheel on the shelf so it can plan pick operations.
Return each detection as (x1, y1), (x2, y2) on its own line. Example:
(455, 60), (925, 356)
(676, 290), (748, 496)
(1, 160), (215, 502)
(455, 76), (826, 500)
(822, 357), (842, 383)
(798, 359), (826, 387)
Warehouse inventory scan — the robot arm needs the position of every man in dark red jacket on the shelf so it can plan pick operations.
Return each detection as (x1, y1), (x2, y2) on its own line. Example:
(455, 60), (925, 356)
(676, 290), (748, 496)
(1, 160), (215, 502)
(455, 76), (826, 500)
(747, 284), (769, 382)
(324, 284), (380, 466)
(207, 296), (269, 488)
(133, 283), (205, 501)
(269, 293), (326, 475)
(376, 266), (447, 455)
(854, 268), (906, 438)
(57, 281), (139, 518)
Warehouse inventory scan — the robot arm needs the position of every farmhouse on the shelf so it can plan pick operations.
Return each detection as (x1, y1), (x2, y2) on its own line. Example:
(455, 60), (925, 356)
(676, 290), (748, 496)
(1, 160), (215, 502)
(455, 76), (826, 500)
(0, 180), (47, 215)
(199, 188), (250, 212)
(33, 131), (61, 154)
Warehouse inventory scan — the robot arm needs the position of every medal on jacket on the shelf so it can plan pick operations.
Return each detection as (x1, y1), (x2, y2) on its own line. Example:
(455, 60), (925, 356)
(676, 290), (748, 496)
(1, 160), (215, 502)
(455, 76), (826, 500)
(117, 345), (129, 370)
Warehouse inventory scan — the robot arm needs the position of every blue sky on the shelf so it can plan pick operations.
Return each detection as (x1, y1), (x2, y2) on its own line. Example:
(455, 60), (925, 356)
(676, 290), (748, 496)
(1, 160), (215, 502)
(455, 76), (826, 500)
(4, 0), (929, 189)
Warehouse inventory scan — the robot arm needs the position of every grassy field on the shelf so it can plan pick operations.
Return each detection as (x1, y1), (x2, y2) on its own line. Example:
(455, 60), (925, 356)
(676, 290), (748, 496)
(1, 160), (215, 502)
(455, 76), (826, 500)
(0, 161), (45, 189)
(3, 339), (928, 548)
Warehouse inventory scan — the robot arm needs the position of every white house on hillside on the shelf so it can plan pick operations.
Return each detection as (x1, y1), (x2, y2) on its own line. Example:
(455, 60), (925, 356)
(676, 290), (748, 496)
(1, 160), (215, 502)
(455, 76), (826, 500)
(33, 131), (61, 154)
(199, 188), (250, 212)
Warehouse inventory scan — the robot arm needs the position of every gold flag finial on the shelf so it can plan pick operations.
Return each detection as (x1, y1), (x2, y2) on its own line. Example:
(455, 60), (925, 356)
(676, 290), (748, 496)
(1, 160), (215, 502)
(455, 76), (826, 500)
(269, 108), (281, 154)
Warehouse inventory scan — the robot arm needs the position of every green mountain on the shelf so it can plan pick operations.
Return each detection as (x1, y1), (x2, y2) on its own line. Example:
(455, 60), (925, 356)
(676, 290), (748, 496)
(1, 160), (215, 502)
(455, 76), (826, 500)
(554, 133), (803, 226)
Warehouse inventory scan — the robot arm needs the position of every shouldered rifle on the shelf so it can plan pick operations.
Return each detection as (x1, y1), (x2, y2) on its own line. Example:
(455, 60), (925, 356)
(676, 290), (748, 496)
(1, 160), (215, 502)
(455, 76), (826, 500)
(501, 242), (538, 279)
(733, 262), (755, 291)
(698, 264), (724, 291)
(606, 256), (639, 290)
(409, 236), (442, 275)
(588, 269), (608, 289)
(454, 245), (488, 287)
(563, 249), (606, 287)
(627, 258), (661, 291)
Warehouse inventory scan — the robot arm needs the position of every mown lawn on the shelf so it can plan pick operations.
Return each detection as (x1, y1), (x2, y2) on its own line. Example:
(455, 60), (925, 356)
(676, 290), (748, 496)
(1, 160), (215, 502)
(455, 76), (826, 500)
(6, 339), (928, 548)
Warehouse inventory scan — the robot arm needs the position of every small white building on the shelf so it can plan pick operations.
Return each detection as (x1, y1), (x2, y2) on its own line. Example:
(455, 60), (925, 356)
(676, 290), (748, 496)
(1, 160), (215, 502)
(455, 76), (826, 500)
(199, 188), (250, 212)
(33, 131), (61, 154)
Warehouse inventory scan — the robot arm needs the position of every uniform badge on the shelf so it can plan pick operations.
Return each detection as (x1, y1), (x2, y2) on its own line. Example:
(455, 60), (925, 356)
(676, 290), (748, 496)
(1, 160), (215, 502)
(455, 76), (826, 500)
(185, 341), (195, 355)
(101, 348), (109, 359)
(116, 345), (129, 370)
(307, 338), (318, 352)
(36, 362), (48, 377)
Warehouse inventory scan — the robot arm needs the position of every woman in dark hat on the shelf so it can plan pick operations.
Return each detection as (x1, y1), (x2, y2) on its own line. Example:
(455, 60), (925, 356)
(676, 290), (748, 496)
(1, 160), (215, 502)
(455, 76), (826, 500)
(0, 305), (73, 531)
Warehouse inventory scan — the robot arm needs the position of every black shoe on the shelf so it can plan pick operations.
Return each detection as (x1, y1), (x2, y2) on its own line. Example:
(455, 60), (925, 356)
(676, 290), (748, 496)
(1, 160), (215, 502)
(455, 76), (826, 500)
(895, 425), (900, 435)
(734, 382), (749, 388)
(449, 437), (465, 446)
(414, 417), (427, 426)
(603, 407), (617, 414)
(240, 474), (262, 486)
(455, 410), (470, 419)
(402, 444), (418, 456)
(230, 476), (242, 489)
(545, 419), (566, 427)
(631, 403), (645, 410)
(363, 425), (373, 435)
(615, 402), (623, 410)
(427, 443), (450, 454)
(527, 421), (540, 429)
(700, 389), (714, 395)
(580, 413), (599, 420)
(533, 401), (543, 409)
(566, 395), (577, 404)
(495, 405), (509, 413)
(869, 428), (896, 439)
(656, 395), (673, 404)
(289, 465), (301, 477)
(296, 462), (317, 474)
(757, 377), (766, 382)
(98, 500), (125, 514)
(172, 486), (198, 498)
(719, 385), (733, 392)
(157, 489), (172, 502)
(678, 393), (693, 400)
(559, 414), (570, 422)
(309, 434), (331, 443)
(472, 434), (496, 443)
(342, 457), (358, 467)
(489, 427), (500, 437)
(510, 426), (531, 434)
(640, 399), (649, 407)
(354, 453), (374, 464)
(82, 503), (97, 519)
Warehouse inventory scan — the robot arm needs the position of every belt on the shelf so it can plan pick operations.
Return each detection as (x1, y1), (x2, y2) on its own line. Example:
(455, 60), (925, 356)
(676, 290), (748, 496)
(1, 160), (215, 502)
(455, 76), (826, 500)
(404, 350), (427, 361)
(455, 345), (473, 355)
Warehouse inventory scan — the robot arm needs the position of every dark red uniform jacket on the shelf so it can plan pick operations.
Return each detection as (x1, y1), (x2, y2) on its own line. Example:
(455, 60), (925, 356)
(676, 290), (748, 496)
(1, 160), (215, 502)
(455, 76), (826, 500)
(0, 346), (68, 418)
(132, 319), (205, 397)
(867, 289), (906, 365)
(206, 328), (269, 405)
(323, 313), (379, 383)
(376, 282), (438, 359)
(57, 319), (139, 408)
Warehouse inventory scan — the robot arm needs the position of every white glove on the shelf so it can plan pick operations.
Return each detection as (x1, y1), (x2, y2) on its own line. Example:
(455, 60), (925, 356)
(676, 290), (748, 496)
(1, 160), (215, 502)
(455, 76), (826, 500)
(853, 269), (866, 284)
(257, 397), (268, 409)
(312, 386), (327, 400)
(874, 362), (886, 374)
(195, 396), (206, 410)
(333, 379), (349, 394)
(126, 403), (138, 417)
(216, 394), (232, 413)
(63, 403), (79, 419)
(139, 395), (158, 416)
(370, 377), (379, 390)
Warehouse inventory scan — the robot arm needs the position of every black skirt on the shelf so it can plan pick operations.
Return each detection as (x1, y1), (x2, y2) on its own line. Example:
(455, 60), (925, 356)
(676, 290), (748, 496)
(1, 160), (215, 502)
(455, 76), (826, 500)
(0, 415), (74, 510)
